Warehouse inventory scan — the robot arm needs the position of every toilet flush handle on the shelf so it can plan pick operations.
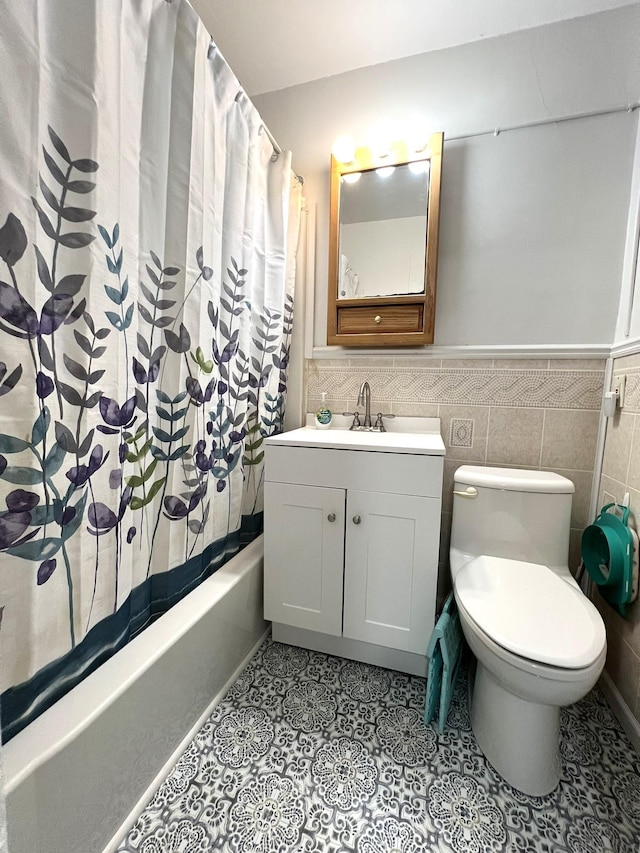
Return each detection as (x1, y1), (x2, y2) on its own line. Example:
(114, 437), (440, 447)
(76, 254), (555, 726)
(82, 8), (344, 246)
(453, 486), (478, 498)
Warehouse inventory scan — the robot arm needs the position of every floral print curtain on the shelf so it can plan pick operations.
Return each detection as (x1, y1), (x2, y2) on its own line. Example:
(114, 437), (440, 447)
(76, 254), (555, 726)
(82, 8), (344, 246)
(0, 0), (301, 741)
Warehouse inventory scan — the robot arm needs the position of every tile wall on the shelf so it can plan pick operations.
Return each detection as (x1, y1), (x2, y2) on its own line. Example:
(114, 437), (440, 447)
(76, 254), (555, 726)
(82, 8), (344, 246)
(306, 357), (605, 607)
(595, 352), (640, 726)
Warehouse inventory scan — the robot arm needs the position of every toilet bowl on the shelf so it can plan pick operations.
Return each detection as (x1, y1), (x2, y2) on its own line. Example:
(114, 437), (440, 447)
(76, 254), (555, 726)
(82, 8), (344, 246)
(449, 466), (607, 796)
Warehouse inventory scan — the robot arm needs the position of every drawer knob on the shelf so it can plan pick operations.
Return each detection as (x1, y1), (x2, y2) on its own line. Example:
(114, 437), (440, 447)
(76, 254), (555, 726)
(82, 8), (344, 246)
(374, 315), (382, 324)
(352, 515), (361, 525)
(327, 512), (336, 523)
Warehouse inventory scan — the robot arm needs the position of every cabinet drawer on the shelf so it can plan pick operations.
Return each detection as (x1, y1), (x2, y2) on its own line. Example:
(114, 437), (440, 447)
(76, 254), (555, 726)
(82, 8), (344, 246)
(337, 304), (423, 335)
(266, 445), (443, 499)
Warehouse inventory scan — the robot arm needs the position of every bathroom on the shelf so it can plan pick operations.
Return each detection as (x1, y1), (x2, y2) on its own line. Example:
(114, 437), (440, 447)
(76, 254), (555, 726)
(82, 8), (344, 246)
(1, 1), (640, 851)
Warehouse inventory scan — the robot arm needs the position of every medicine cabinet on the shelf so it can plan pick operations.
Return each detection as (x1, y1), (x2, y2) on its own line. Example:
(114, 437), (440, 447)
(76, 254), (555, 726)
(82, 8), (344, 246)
(327, 132), (443, 347)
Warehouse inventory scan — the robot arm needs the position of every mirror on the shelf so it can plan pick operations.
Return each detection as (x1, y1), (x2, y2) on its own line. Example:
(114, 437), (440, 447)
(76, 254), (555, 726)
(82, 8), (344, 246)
(338, 161), (430, 299)
(327, 132), (443, 347)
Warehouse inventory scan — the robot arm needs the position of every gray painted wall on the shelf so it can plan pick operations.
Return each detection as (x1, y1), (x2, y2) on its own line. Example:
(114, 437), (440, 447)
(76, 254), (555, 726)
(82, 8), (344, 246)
(253, 6), (640, 349)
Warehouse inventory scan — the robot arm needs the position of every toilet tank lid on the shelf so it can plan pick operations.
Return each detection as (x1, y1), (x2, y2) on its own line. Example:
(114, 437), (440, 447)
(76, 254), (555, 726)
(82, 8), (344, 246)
(454, 466), (575, 494)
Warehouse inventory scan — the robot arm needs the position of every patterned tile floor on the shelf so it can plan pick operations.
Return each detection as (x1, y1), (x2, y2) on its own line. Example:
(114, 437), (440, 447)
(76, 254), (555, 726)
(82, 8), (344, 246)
(117, 637), (640, 852)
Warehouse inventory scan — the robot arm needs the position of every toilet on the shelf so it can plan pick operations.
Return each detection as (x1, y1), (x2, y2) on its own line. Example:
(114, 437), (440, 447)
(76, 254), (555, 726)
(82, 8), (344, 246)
(449, 465), (607, 796)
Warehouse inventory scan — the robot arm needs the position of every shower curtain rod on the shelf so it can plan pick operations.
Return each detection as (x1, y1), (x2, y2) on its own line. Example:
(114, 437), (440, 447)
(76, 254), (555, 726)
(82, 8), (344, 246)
(256, 99), (640, 181)
(207, 38), (304, 184)
(260, 121), (304, 185)
(260, 121), (282, 154)
(445, 101), (639, 143)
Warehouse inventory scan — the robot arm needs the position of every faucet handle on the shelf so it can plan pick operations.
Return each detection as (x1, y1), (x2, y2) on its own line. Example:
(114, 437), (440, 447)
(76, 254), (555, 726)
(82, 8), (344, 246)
(373, 412), (395, 432)
(342, 411), (362, 430)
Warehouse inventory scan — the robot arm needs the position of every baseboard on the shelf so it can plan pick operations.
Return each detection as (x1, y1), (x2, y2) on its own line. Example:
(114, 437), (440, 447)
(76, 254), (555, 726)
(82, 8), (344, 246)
(598, 669), (640, 754)
(102, 624), (271, 853)
(272, 623), (428, 677)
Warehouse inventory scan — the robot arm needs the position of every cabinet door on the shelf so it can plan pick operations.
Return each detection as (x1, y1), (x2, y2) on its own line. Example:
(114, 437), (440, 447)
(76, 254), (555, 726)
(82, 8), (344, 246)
(343, 490), (439, 653)
(264, 481), (345, 635)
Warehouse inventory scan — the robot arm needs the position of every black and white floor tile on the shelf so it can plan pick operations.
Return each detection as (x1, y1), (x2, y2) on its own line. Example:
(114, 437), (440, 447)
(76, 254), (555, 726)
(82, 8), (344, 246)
(117, 638), (640, 852)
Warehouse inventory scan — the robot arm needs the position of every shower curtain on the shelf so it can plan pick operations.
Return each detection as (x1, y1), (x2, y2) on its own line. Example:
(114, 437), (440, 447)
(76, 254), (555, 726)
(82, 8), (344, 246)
(0, 698), (6, 853)
(0, 0), (301, 742)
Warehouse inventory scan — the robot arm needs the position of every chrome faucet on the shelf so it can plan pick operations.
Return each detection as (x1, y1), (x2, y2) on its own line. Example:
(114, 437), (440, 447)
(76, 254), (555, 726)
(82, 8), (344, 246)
(357, 381), (372, 428)
(343, 381), (395, 431)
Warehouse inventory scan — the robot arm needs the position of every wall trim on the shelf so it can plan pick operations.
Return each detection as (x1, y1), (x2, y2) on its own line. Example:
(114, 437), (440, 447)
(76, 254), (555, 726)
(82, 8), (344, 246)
(312, 344), (611, 361)
(590, 358), (614, 523)
(610, 336), (640, 359)
(598, 669), (640, 755)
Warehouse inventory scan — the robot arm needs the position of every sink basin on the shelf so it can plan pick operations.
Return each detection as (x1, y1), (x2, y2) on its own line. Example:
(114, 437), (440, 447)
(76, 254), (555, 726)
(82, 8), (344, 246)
(266, 415), (445, 456)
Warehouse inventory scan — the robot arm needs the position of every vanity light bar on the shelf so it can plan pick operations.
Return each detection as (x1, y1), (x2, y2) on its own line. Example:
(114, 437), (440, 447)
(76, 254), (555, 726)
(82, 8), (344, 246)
(332, 133), (434, 166)
(332, 138), (434, 171)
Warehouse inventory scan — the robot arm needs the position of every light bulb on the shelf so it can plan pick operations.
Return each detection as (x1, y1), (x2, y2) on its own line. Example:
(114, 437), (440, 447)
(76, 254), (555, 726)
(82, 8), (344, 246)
(369, 119), (397, 160)
(407, 117), (430, 154)
(332, 135), (356, 164)
(342, 172), (362, 184)
(376, 166), (395, 178)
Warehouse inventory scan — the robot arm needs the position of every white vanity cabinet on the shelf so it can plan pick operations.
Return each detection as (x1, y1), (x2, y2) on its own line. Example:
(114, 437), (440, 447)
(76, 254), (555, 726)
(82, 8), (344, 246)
(264, 420), (444, 676)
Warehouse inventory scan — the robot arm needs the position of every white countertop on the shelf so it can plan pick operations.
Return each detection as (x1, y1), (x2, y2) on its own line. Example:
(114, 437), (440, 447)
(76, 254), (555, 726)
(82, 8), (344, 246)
(265, 416), (445, 456)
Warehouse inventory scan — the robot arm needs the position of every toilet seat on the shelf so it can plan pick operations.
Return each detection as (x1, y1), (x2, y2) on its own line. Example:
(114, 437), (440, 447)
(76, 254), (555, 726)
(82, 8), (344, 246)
(454, 555), (606, 669)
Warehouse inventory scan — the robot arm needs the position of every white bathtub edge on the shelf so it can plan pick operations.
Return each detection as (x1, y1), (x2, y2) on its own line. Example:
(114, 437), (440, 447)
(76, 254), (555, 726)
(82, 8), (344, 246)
(102, 622), (271, 853)
(6, 535), (268, 853)
(3, 536), (263, 794)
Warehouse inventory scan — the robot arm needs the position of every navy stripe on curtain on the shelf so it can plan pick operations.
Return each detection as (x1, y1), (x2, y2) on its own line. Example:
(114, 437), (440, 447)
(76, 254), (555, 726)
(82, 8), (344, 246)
(1, 516), (262, 743)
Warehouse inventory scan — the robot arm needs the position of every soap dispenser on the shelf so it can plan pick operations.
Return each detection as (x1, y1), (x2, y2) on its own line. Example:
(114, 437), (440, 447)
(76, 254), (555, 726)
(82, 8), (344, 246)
(315, 392), (332, 430)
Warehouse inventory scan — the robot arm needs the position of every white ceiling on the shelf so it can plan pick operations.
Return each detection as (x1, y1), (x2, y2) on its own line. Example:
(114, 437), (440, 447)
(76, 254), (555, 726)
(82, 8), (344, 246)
(191, 0), (638, 96)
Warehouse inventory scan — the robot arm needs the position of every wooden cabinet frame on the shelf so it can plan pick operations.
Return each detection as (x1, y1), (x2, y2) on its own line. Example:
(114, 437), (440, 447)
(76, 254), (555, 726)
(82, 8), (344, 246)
(327, 132), (443, 347)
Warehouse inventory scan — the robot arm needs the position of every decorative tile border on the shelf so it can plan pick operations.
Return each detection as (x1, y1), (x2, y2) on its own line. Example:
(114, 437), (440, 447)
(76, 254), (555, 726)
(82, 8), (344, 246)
(308, 364), (605, 411)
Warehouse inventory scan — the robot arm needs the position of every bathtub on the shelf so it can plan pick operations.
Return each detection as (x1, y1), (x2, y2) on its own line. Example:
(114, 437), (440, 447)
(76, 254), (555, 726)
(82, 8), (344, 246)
(3, 535), (269, 853)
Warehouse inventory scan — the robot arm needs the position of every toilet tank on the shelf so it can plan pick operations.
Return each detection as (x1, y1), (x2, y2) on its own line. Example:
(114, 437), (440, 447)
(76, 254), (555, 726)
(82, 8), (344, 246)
(450, 466), (574, 577)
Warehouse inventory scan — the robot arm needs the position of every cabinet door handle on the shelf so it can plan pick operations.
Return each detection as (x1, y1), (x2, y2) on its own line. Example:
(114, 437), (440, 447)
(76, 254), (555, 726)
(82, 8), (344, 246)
(352, 515), (361, 525)
(452, 486), (478, 499)
(327, 512), (336, 523)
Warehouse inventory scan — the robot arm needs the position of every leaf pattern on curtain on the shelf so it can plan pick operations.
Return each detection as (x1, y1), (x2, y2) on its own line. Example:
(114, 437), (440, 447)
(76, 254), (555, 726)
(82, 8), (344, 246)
(0, 0), (300, 740)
